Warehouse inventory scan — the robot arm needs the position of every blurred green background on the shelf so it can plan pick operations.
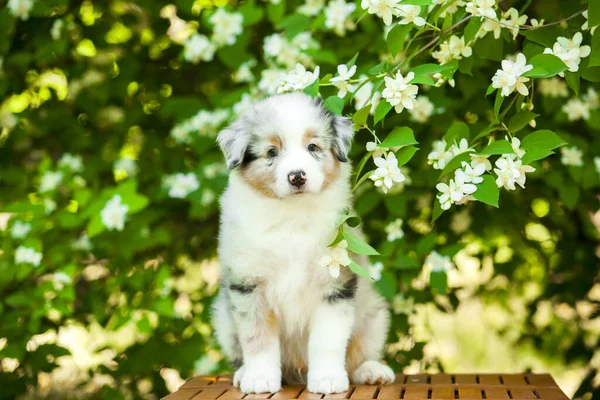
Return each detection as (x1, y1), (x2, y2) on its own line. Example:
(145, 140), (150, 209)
(0, 0), (599, 399)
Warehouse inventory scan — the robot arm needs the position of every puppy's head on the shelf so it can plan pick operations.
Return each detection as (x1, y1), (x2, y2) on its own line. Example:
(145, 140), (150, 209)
(217, 92), (354, 198)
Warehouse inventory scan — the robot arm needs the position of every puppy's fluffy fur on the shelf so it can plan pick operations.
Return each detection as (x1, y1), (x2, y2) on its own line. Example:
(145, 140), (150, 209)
(213, 93), (394, 394)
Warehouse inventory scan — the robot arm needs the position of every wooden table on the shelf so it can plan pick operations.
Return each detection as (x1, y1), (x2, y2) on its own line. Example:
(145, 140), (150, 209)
(162, 374), (569, 400)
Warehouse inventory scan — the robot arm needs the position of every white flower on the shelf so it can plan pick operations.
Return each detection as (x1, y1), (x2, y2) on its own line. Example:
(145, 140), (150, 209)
(583, 87), (599, 109)
(298, 0), (325, 16)
(325, 0), (356, 36)
(210, 9), (243, 47)
(515, 160), (535, 188)
(544, 32), (591, 74)
(366, 141), (385, 158)
(7, 0), (34, 20)
(15, 246), (42, 267)
(277, 64), (320, 93)
(292, 32), (319, 51)
(202, 189), (216, 205)
(10, 221), (31, 239)
(500, 8), (527, 39)
(100, 195), (129, 231)
(409, 96), (434, 123)
(382, 71), (419, 113)
(562, 98), (591, 121)
(454, 169), (478, 198)
(538, 77), (569, 98)
(397, 5), (425, 26)
(233, 93), (254, 116)
(427, 139), (453, 170)
(560, 146), (584, 167)
(436, 179), (459, 209)
(114, 158), (138, 178)
(451, 138), (473, 157)
(232, 59), (256, 83)
(392, 293), (414, 314)
(424, 251), (454, 273)
(594, 157), (600, 174)
(43, 198), (57, 214)
(264, 34), (284, 57)
(459, 161), (485, 184)
(51, 19), (64, 40)
(450, 208), (472, 234)
(582, 10), (598, 35)
(354, 77), (381, 115)
(330, 64), (357, 98)
(58, 153), (83, 172)
(319, 239), (352, 278)
(183, 34), (216, 63)
(369, 152), (406, 193)
(164, 172), (200, 198)
(432, 36), (472, 64)
(470, 154), (492, 171)
(492, 53), (533, 97)
(479, 17), (502, 39)
(370, 262), (383, 281)
(259, 68), (286, 95)
(494, 156), (521, 190)
(385, 218), (404, 241)
(72, 233), (93, 251)
(360, 0), (402, 26)
(465, 0), (496, 19)
(530, 18), (544, 28)
(39, 171), (63, 193)
(507, 136), (526, 159)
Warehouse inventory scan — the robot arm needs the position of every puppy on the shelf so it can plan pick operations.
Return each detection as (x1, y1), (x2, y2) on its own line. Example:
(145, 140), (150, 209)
(212, 92), (394, 394)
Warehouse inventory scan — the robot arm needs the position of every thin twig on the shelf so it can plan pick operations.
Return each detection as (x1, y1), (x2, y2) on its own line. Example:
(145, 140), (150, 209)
(480, 8), (586, 31)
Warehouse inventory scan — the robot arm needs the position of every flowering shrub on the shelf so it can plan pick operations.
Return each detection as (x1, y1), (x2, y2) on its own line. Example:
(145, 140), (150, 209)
(1, 0), (599, 398)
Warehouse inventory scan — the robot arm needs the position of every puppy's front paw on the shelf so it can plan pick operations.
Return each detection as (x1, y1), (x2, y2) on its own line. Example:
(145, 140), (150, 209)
(307, 370), (349, 394)
(239, 368), (281, 394)
(233, 365), (246, 388)
(352, 360), (395, 385)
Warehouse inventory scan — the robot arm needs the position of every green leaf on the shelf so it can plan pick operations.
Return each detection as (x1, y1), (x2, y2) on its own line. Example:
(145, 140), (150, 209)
(347, 52), (359, 68)
(387, 24), (412, 55)
(486, 83), (496, 96)
(378, 127), (418, 148)
(432, 198), (444, 223)
(303, 79), (320, 97)
(411, 62), (457, 76)
(472, 175), (499, 207)
(375, 271), (397, 300)
(266, 0), (286, 23)
(374, 101), (393, 125)
(590, 32), (600, 68)
(590, 0), (600, 27)
(239, 0), (264, 26)
(277, 15), (311, 38)
(335, 212), (362, 228)
(494, 90), (504, 120)
(480, 139), (514, 155)
(395, 146), (419, 166)
(394, 254), (420, 269)
(416, 234), (436, 257)
(353, 152), (373, 186)
(522, 66), (549, 78)
(508, 111), (539, 133)
(526, 54), (568, 78)
(474, 125), (497, 140)
(438, 152), (471, 179)
(520, 25), (563, 48)
(399, 0), (432, 4)
(343, 226), (379, 255)
(564, 71), (580, 95)
(463, 17), (482, 43)
(353, 105), (371, 127)
(410, 75), (435, 85)
(324, 96), (344, 115)
(520, 130), (567, 163)
(430, 270), (447, 294)
(445, 121), (470, 144)
(348, 261), (373, 279)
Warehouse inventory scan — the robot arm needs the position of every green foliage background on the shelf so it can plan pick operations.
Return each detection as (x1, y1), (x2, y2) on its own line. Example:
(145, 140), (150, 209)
(0, 0), (599, 398)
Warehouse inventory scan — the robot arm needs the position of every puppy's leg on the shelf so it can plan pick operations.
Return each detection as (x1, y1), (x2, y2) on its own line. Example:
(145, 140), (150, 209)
(307, 276), (356, 394)
(349, 291), (395, 385)
(229, 281), (281, 394)
(212, 290), (244, 382)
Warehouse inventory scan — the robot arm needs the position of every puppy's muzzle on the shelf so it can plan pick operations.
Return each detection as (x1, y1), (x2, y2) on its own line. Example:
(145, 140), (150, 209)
(288, 170), (307, 189)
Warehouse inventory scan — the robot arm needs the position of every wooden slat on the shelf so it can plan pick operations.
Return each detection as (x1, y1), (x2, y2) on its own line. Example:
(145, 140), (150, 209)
(483, 388), (509, 399)
(535, 388), (569, 400)
(431, 375), (453, 385)
(404, 387), (429, 400)
(455, 376), (477, 384)
(458, 388), (482, 399)
(406, 375), (429, 384)
(191, 389), (227, 399)
(271, 386), (304, 399)
(378, 385), (403, 399)
(181, 377), (216, 389)
(218, 390), (246, 400)
(395, 375), (407, 384)
(244, 394), (271, 399)
(525, 375), (556, 387)
(478, 376), (501, 385)
(431, 387), (454, 399)
(298, 388), (324, 399)
(501, 376), (527, 386)
(509, 389), (537, 399)
(163, 389), (202, 400)
(324, 387), (354, 399)
(350, 386), (378, 399)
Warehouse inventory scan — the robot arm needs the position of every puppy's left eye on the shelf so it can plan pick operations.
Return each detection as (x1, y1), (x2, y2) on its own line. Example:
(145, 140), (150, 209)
(308, 143), (320, 152)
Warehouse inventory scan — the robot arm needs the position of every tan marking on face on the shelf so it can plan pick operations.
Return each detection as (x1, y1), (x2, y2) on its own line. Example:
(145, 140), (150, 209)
(268, 135), (282, 149)
(240, 162), (278, 198)
(303, 129), (316, 146)
(346, 333), (365, 374)
(321, 149), (341, 191)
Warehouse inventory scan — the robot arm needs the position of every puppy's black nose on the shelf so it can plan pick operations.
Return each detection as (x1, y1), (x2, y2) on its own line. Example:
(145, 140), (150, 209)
(288, 170), (306, 188)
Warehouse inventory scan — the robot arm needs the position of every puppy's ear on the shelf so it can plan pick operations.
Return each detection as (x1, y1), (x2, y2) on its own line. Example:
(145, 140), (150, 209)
(330, 115), (355, 162)
(217, 120), (249, 169)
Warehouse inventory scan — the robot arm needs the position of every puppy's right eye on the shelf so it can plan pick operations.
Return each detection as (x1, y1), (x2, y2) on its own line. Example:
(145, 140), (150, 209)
(267, 148), (278, 158)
